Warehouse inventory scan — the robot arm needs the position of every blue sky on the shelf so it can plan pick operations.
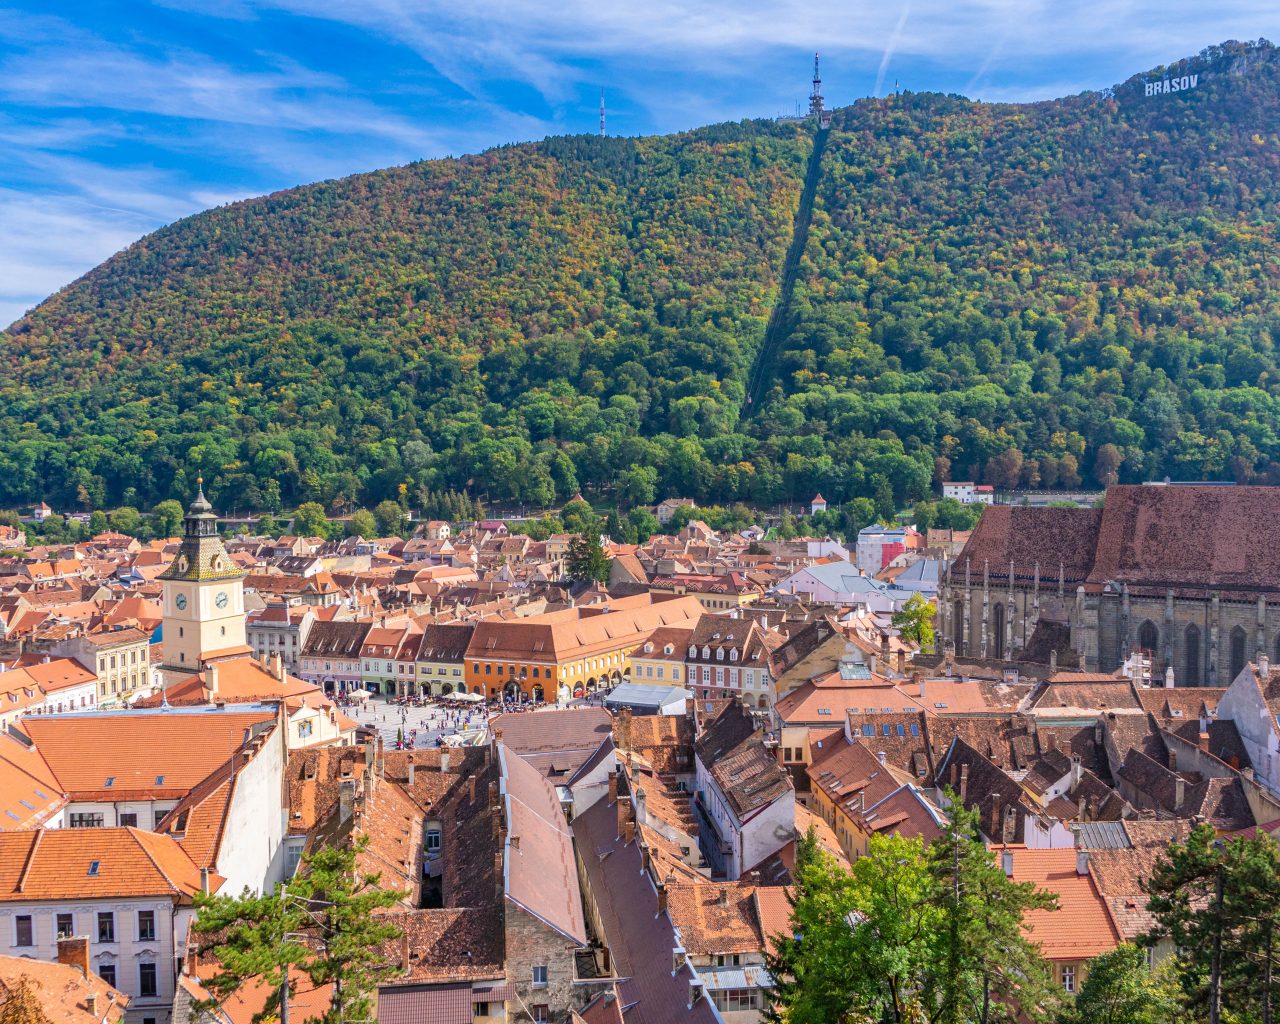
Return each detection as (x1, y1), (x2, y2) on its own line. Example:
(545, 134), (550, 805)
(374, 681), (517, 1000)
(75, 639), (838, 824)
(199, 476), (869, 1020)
(2, 1), (1279, 328)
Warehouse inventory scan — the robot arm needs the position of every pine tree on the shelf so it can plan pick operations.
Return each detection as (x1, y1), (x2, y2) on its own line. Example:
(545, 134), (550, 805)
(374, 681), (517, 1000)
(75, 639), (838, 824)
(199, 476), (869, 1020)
(925, 798), (1061, 1024)
(192, 836), (403, 1023)
(566, 532), (610, 584)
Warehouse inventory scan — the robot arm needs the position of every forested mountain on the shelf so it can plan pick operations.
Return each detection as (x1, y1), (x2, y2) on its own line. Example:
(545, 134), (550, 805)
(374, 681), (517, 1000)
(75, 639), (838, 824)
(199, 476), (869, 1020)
(5, 40), (1280, 514)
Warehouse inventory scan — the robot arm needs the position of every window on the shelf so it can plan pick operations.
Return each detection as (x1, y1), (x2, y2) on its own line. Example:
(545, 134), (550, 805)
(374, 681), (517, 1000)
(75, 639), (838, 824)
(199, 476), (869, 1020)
(1061, 965), (1075, 993)
(14, 915), (32, 946)
(98, 912), (115, 943)
(119, 812), (138, 827)
(137, 910), (155, 941)
(426, 829), (441, 855)
(713, 989), (762, 1012)
(98, 964), (116, 987)
(139, 962), (157, 997)
(532, 965), (548, 988)
(474, 1003), (489, 1017)
(154, 810), (167, 829)
(70, 812), (104, 828)
(1185, 624), (1201, 686)
(531, 1006), (549, 1022)
(57, 913), (74, 939)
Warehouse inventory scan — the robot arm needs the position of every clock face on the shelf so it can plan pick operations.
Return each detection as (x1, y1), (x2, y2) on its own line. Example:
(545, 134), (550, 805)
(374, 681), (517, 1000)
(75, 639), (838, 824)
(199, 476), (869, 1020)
(175, 593), (187, 611)
(215, 592), (229, 609)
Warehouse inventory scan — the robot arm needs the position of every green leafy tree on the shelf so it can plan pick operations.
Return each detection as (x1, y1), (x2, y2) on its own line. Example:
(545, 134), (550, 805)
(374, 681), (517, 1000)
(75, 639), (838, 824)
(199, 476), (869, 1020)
(256, 513), (279, 537)
(292, 502), (329, 538)
(627, 507), (660, 543)
(616, 464), (658, 510)
(560, 497), (595, 535)
(873, 475), (896, 522)
(566, 532), (610, 584)
(107, 506), (141, 536)
(373, 500), (406, 537)
(892, 593), (936, 649)
(192, 837), (403, 1024)
(347, 509), (376, 538)
(148, 499), (185, 539)
(1058, 944), (1186, 1024)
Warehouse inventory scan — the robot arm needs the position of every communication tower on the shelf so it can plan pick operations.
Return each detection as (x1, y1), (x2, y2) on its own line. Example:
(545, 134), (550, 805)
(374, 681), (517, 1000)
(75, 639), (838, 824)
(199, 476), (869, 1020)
(600, 89), (606, 137)
(809, 53), (831, 127)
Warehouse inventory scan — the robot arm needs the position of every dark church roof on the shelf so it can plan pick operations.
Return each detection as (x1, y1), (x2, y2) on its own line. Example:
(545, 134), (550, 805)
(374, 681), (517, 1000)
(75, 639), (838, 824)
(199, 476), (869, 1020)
(955, 485), (1280, 597)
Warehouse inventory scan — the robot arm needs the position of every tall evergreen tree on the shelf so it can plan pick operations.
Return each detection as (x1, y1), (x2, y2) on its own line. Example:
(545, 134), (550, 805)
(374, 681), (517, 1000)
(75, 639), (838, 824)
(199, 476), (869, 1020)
(192, 837), (403, 1023)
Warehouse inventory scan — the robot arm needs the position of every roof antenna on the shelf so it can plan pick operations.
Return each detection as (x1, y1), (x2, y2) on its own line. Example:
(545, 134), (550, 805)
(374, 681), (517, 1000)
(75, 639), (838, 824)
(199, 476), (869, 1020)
(599, 89), (606, 137)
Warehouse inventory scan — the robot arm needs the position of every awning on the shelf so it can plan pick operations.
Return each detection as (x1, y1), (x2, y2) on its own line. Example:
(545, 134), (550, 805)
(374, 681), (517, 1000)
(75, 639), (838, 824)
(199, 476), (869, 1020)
(446, 691), (484, 703)
(346, 688), (371, 699)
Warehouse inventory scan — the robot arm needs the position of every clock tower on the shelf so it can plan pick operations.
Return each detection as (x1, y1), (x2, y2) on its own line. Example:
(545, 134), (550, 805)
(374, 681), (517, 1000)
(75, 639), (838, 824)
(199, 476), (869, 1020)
(158, 480), (248, 679)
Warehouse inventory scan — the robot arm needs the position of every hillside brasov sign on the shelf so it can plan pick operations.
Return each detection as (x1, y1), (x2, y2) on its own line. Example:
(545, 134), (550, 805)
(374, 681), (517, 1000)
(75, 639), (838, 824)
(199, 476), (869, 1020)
(1145, 74), (1199, 96)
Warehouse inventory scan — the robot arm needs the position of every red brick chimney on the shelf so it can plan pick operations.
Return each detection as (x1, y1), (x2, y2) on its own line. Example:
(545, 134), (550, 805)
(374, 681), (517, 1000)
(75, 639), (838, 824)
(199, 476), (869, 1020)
(57, 936), (89, 978)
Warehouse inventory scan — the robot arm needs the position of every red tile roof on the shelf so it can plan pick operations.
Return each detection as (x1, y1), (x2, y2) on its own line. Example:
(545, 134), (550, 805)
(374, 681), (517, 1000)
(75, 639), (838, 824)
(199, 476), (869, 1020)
(998, 847), (1121, 961)
(22, 707), (275, 800)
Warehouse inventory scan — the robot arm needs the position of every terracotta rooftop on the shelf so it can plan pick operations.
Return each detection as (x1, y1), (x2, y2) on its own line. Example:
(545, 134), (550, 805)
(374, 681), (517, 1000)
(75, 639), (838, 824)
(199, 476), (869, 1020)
(22, 706), (276, 800)
(998, 847), (1121, 961)
(0, 826), (216, 901)
(666, 882), (764, 956)
(492, 707), (612, 781)
(0, 955), (128, 1023)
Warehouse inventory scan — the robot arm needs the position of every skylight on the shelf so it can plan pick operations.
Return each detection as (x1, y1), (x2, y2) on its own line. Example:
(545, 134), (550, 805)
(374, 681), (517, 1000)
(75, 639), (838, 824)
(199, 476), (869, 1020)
(155, 775), (165, 785)
(87, 861), (100, 876)
(104, 777), (115, 787)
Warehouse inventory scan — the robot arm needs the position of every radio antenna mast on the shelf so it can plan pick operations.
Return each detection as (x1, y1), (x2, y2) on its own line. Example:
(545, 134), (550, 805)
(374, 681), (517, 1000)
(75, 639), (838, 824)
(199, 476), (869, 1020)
(599, 89), (606, 137)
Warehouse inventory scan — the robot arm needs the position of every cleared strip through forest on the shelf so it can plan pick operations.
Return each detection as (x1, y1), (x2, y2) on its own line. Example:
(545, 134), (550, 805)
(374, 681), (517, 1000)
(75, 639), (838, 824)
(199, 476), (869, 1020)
(743, 126), (829, 414)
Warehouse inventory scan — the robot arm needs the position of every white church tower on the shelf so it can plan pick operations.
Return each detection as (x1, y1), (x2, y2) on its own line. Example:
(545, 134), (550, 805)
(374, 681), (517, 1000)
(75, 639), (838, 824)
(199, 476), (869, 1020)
(158, 480), (248, 681)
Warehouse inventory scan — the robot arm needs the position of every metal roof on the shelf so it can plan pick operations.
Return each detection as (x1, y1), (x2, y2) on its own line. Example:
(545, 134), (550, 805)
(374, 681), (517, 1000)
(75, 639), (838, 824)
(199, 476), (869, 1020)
(1074, 821), (1132, 850)
(604, 683), (691, 709)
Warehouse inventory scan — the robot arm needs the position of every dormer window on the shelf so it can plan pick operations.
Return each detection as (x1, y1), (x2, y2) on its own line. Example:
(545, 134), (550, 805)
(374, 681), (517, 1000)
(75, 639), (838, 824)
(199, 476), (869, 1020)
(702, 646), (710, 659)
(644, 643), (653, 654)
(730, 649), (738, 661)
(716, 649), (724, 661)
(664, 644), (673, 655)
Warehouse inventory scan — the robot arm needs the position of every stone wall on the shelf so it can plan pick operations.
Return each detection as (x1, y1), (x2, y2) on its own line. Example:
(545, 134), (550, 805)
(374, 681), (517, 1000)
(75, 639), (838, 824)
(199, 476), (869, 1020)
(504, 903), (582, 1023)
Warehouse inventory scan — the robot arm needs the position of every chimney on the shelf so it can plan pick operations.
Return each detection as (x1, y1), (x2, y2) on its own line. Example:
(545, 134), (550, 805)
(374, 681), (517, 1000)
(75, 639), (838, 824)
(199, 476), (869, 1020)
(407, 754), (415, 787)
(1044, 731), (1057, 752)
(339, 779), (356, 824)
(495, 850), (505, 900)
(207, 662), (219, 695)
(617, 793), (632, 840)
(1001, 848), (1014, 878)
(657, 881), (668, 915)
(364, 741), (375, 775)
(1199, 731), (1210, 753)
(877, 751), (887, 766)
(401, 931), (411, 973)
(200, 867), (210, 894)
(1071, 754), (1082, 788)
(272, 652), (285, 681)
(467, 774), (477, 803)
(1244, 766), (1256, 782)
(717, 888), (729, 907)
(959, 764), (969, 803)
(689, 979), (704, 1007)
(86, 994), (98, 1016)
(1076, 849), (1090, 877)
(1175, 775), (1185, 809)
(914, 672), (924, 700)
(57, 936), (89, 978)
(1262, 654), (1271, 678)
(510, 834), (520, 851)
(439, 749), (450, 774)
(608, 770), (619, 805)
(634, 786), (648, 826)
(622, 818), (636, 846)
(488, 780), (499, 806)
(1168, 750), (1177, 772)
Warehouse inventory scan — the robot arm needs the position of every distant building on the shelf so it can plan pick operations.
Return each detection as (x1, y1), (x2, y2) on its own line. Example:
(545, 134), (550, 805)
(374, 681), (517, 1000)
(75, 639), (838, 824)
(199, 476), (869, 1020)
(810, 493), (828, 515)
(855, 524), (923, 573)
(942, 482), (995, 505)
(655, 497), (696, 525)
(31, 501), (52, 522)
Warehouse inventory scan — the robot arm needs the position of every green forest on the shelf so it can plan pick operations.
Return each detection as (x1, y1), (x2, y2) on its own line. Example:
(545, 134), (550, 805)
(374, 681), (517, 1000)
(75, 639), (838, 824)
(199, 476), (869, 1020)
(4, 40), (1280, 515)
